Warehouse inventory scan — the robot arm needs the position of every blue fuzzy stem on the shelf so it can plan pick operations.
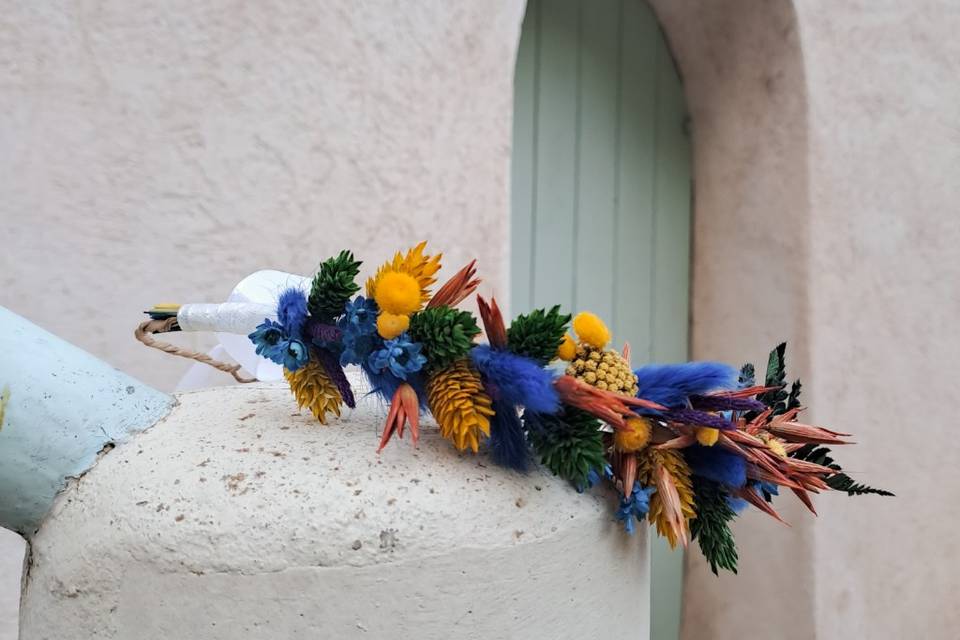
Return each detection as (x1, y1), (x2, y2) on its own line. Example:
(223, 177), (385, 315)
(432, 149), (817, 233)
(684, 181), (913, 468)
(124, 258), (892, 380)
(488, 397), (529, 472)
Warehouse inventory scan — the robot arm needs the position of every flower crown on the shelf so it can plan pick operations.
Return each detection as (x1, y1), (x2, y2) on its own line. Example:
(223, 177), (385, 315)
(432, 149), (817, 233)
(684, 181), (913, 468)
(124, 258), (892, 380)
(143, 242), (891, 574)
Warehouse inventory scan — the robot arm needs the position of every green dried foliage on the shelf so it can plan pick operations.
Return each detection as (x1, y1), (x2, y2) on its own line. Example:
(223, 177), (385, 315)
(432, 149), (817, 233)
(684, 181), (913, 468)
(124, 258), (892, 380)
(790, 444), (894, 497)
(757, 342), (789, 412)
(690, 477), (739, 575)
(738, 362), (755, 389)
(526, 407), (606, 491)
(308, 250), (362, 321)
(408, 306), (481, 370)
(506, 305), (571, 365)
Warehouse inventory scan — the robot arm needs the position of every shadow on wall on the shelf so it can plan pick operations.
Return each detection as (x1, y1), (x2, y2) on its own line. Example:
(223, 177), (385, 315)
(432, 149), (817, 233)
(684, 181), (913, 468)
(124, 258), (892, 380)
(0, 528), (25, 640)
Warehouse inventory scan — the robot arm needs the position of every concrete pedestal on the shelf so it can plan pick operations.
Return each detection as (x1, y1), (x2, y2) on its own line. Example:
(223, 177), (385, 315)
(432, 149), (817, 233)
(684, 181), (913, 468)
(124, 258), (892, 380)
(20, 383), (649, 639)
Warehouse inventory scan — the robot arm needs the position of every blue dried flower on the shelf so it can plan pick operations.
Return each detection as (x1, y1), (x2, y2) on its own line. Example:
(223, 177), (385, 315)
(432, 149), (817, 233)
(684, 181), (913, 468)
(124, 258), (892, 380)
(280, 339), (310, 371)
(248, 319), (309, 371)
(367, 334), (426, 380)
(249, 319), (286, 362)
(615, 484), (656, 535)
(339, 295), (378, 333)
(338, 296), (380, 367)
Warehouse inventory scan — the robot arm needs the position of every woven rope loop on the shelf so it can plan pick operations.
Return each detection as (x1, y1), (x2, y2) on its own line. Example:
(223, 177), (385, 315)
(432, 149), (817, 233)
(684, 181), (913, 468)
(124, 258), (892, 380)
(134, 318), (256, 384)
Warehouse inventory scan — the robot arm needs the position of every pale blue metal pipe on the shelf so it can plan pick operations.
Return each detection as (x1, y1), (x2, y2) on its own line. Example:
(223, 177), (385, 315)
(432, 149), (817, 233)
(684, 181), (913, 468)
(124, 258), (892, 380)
(0, 307), (174, 535)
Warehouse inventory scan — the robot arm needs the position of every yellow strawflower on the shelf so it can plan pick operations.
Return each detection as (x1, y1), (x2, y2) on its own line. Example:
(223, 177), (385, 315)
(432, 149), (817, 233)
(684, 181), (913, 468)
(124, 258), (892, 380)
(366, 241), (442, 307)
(373, 271), (422, 316)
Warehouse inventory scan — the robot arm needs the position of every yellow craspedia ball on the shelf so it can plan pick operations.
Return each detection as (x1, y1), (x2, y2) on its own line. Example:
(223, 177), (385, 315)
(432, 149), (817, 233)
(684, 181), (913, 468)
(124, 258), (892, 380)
(572, 311), (611, 349)
(556, 333), (576, 361)
(377, 312), (410, 339)
(374, 271), (422, 315)
(695, 427), (719, 447)
(614, 417), (652, 453)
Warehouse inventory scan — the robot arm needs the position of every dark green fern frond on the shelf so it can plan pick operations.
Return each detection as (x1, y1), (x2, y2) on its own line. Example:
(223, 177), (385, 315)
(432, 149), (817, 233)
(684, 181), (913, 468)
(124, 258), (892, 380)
(787, 379), (803, 411)
(690, 477), (739, 575)
(738, 363), (755, 389)
(408, 306), (481, 370)
(757, 342), (789, 413)
(526, 407), (605, 491)
(506, 306), (572, 365)
(308, 250), (362, 321)
(790, 444), (894, 497)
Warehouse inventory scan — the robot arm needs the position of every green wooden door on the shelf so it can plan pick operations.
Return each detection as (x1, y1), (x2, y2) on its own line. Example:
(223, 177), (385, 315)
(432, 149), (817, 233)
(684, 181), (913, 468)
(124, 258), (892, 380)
(511, 1), (691, 639)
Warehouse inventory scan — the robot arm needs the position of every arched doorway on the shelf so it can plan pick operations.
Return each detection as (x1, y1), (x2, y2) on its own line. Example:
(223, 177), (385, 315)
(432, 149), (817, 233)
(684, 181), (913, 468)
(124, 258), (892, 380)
(510, 1), (691, 639)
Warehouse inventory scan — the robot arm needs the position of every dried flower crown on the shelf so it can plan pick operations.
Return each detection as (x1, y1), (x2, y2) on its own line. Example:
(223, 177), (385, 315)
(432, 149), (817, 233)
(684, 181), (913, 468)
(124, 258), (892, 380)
(141, 241), (891, 574)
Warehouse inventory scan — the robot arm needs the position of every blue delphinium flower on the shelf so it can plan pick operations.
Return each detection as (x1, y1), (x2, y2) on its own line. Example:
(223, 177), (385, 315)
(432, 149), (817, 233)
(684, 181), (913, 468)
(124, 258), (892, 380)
(338, 296), (380, 367)
(249, 319), (286, 362)
(367, 334), (427, 380)
(615, 483), (656, 535)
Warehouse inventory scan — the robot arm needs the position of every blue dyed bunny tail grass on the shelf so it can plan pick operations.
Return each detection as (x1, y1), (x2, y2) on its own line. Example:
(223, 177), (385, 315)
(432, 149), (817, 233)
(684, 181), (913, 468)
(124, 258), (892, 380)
(277, 287), (309, 339)
(633, 362), (738, 409)
(361, 363), (428, 409)
(488, 397), (529, 472)
(470, 345), (559, 415)
(684, 445), (747, 488)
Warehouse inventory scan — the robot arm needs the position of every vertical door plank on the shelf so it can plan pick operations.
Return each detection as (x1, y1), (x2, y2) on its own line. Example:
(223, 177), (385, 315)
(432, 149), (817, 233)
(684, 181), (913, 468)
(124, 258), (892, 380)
(574, 0), (620, 322)
(651, 41), (692, 363)
(614, 0), (659, 360)
(531, 0), (579, 313)
(510, 0), (539, 316)
(649, 13), (693, 640)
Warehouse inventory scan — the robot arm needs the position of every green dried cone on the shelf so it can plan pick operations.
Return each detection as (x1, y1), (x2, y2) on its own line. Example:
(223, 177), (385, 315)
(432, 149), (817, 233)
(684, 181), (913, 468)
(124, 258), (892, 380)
(527, 407), (605, 491)
(408, 305), (481, 370)
(506, 305), (571, 365)
(308, 250), (362, 321)
(690, 477), (739, 575)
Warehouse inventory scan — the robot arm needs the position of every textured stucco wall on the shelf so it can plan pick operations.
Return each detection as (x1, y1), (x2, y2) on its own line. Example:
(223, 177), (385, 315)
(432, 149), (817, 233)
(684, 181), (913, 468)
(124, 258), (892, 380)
(0, 2), (525, 637)
(647, 2), (817, 638)
(0, 0), (523, 393)
(652, 0), (960, 638)
(798, 2), (960, 638)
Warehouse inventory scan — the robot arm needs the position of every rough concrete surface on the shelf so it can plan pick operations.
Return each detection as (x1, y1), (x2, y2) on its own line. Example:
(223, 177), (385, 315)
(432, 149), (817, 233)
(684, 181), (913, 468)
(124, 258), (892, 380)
(20, 383), (649, 639)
